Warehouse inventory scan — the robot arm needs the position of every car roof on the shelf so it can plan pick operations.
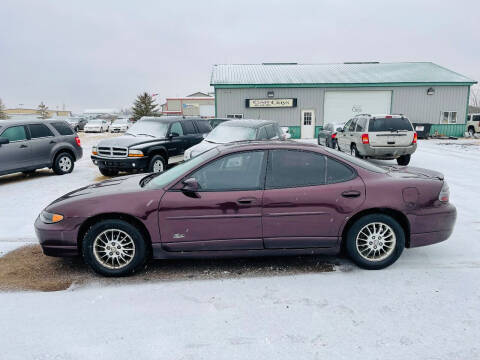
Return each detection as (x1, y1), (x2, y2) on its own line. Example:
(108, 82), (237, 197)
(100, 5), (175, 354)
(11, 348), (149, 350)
(220, 119), (277, 128)
(217, 140), (320, 153)
(0, 118), (68, 127)
(139, 116), (204, 123)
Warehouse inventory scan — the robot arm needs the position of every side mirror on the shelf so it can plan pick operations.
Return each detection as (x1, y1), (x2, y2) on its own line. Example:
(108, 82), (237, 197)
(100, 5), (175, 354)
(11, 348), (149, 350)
(0, 138), (9, 146)
(169, 132), (180, 138)
(181, 178), (200, 198)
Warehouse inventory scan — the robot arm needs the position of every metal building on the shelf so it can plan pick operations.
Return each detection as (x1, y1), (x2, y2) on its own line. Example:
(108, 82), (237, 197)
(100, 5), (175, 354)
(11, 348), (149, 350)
(211, 62), (477, 138)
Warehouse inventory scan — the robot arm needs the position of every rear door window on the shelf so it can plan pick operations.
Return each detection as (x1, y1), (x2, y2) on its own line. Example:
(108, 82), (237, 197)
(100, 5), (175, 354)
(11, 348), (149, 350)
(181, 120), (196, 134)
(265, 124), (276, 139)
(195, 120), (212, 133)
(266, 150), (326, 189)
(1, 126), (27, 142)
(51, 122), (74, 135)
(29, 124), (54, 138)
(355, 118), (367, 132)
(368, 117), (413, 132)
(257, 127), (268, 140)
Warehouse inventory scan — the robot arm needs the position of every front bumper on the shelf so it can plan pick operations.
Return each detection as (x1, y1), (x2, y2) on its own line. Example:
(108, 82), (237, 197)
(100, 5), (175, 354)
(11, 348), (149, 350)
(357, 143), (417, 159)
(91, 155), (150, 171)
(35, 216), (86, 257)
(408, 203), (457, 248)
(84, 128), (102, 133)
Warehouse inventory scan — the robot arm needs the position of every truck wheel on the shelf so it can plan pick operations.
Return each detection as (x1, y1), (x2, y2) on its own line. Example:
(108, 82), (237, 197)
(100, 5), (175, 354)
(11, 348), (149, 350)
(148, 155), (166, 173)
(397, 154), (411, 166)
(53, 152), (74, 175)
(99, 168), (119, 177)
(351, 144), (361, 158)
(468, 127), (475, 137)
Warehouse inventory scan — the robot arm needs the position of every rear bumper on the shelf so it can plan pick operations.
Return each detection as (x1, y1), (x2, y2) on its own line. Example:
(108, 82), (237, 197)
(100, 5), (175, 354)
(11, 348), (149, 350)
(35, 216), (84, 257)
(91, 155), (150, 171)
(75, 146), (83, 161)
(357, 144), (417, 159)
(408, 203), (457, 248)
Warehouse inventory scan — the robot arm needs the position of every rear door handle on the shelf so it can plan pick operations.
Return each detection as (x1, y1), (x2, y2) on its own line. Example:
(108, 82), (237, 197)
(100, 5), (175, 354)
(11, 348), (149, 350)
(19, 144), (28, 148)
(342, 190), (361, 198)
(237, 197), (257, 204)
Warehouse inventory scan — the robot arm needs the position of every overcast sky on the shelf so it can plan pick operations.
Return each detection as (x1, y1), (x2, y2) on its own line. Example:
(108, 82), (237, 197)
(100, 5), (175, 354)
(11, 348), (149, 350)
(1, 0), (478, 112)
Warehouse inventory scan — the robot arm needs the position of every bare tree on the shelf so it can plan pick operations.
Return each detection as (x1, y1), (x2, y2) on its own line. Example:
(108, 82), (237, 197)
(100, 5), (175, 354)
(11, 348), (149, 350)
(470, 84), (480, 108)
(0, 98), (7, 119)
(37, 101), (49, 119)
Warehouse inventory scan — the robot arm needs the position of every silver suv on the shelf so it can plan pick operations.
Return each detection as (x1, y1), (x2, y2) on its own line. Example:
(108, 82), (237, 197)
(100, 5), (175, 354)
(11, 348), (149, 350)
(336, 114), (417, 165)
(0, 119), (83, 176)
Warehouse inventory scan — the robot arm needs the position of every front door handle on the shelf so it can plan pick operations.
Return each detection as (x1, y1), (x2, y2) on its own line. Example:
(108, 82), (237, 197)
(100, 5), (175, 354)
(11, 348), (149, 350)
(237, 197), (256, 204)
(19, 144), (28, 148)
(342, 190), (361, 198)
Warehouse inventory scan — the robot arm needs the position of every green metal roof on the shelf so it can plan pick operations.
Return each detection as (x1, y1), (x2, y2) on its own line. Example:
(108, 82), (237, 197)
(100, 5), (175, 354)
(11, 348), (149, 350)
(210, 62), (476, 87)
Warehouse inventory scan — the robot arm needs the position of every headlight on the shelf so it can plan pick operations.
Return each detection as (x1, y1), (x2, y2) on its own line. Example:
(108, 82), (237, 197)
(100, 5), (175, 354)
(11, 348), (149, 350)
(92, 146), (98, 155)
(40, 211), (64, 224)
(128, 149), (144, 157)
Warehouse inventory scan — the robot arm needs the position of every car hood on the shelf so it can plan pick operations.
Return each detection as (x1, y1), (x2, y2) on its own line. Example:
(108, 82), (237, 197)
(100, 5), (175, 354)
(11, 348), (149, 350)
(190, 140), (220, 157)
(97, 135), (166, 148)
(385, 166), (444, 180)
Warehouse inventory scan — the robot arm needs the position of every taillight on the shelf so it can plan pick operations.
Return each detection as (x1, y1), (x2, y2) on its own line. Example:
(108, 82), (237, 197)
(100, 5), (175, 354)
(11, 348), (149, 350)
(385, 115), (392, 119)
(331, 133), (337, 139)
(361, 133), (369, 144)
(75, 136), (81, 147)
(438, 181), (450, 203)
(412, 132), (418, 144)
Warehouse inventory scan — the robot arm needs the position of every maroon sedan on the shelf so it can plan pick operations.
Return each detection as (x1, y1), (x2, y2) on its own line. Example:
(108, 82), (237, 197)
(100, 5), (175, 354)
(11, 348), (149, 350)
(35, 141), (456, 276)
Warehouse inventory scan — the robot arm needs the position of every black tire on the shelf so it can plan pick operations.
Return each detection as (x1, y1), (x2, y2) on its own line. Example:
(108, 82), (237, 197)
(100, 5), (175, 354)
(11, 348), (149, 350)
(332, 139), (337, 150)
(99, 168), (119, 177)
(397, 154), (411, 166)
(351, 144), (361, 158)
(74, 126), (79, 132)
(148, 154), (166, 173)
(52, 152), (74, 175)
(345, 214), (405, 270)
(468, 127), (475, 137)
(82, 219), (148, 277)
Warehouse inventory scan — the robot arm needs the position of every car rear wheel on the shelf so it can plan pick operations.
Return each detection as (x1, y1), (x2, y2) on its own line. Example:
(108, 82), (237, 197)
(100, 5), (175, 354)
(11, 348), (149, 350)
(148, 155), (166, 173)
(351, 144), (361, 158)
(82, 219), (148, 277)
(345, 214), (405, 270)
(397, 154), (411, 166)
(53, 152), (74, 175)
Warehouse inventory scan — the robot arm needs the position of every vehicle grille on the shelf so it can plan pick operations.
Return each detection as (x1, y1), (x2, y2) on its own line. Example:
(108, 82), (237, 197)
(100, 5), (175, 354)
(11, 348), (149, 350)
(98, 146), (128, 158)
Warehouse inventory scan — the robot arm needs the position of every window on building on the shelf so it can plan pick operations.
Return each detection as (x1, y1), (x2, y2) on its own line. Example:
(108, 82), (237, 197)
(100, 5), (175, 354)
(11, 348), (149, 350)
(29, 124), (54, 138)
(441, 111), (458, 124)
(226, 114), (244, 119)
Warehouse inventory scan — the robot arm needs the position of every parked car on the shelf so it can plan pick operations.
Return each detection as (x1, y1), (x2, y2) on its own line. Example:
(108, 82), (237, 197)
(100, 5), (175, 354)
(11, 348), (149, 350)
(66, 117), (88, 132)
(84, 119), (109, 133)
(281, 127), (292, 139)
(91, 116), (212, 176)
(336, 114), (417, 166)
(109, 118), (130, 133)
(466, 113), (480, 136)
(208, 118), (230, 129)
(317, 122), (345, 148)
(184, 119), (284, 160)
(0, 119), (83, 176)
(36, 141), (456, 276)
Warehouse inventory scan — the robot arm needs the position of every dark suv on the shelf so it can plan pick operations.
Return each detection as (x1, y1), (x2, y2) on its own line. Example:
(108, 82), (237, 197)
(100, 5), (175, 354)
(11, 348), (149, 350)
(91, 116), (212, 176)
(0, 119), (83, 176)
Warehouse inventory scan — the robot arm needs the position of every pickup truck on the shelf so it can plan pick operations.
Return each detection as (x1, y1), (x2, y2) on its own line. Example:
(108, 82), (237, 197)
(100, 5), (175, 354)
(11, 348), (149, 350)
(467, 114), (480, 136)
(91, 116), (211, 176)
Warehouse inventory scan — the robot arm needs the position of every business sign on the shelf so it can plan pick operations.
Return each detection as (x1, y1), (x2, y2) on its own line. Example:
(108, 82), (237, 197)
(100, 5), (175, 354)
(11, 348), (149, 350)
(246, 98), (297, 108)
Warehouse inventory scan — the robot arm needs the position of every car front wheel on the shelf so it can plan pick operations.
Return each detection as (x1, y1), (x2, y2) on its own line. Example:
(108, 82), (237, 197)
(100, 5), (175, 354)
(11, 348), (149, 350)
(345, 214), (405, 270)
(82, 219), (148, 277)
(148, 155), (166, 173)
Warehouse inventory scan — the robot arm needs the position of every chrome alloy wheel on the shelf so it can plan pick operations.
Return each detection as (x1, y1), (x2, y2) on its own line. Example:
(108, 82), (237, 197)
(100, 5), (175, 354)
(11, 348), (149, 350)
(152, 159), (164, 173)
(355, 222), (396, 262)
(58, 156), (72, 172)
(93, 229), (136, 269)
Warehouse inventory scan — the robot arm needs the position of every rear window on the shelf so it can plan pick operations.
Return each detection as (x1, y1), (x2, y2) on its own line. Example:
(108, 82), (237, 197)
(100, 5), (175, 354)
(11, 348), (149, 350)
(51, 122), (74, 135)
(368, 117), (413, 132)
(195, 120), (212, 133)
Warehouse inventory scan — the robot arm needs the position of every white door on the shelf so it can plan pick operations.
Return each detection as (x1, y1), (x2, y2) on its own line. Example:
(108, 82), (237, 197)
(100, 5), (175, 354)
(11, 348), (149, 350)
(324, 90), (392, 125)
(301, 110), (315, 139)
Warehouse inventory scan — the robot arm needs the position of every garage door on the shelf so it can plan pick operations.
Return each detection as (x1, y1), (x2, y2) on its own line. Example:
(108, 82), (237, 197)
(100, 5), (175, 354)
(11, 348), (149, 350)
(323, 90), (392, 125)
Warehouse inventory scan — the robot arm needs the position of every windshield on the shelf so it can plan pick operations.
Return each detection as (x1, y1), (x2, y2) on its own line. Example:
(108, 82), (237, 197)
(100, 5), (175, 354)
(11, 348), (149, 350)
(115, 119), (128, 124)
(146, 148), (220, 188)
(368, 117), (413, 132)
(206, 125), (257, 143)
(89, 120), (103, 125)
(324, 147), (388, 173)
(126, 120), (169, 137)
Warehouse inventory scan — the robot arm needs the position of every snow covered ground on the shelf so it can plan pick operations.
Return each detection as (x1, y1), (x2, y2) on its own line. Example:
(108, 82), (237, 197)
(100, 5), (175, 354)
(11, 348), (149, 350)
(1, 136), (480, 359)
